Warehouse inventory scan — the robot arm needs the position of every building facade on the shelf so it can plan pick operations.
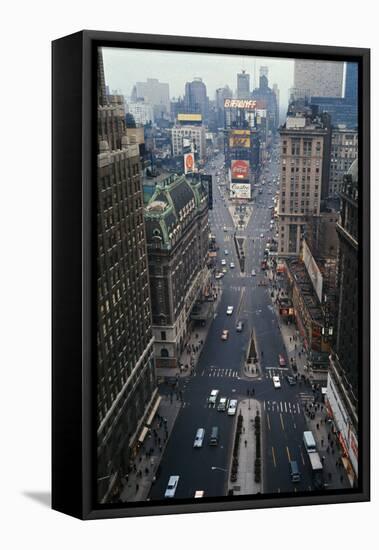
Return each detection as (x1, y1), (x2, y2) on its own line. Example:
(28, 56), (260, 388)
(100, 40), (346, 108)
(144, 174), (210, 368)
(330, 126), (358, 196)
(126, 100), (154, 126)
(132, 78), (170, 118)
(184, 78), (209, 122)
(326, 160), (359, 483)
(97, 49), (158, 504)
(171, 123), (206, 159)
(278, 109), (328, 256)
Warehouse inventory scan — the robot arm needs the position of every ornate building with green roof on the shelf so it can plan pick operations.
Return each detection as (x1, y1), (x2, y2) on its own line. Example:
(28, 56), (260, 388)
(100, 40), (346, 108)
(144, 173), (210, 367)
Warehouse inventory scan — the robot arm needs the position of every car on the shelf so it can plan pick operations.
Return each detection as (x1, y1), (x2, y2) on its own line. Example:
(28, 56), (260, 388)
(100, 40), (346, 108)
(286, 375), (296, 386)
(273, 376), (281, 389)
(260, 233), (264, 238)
(223, 226), (227, 232)
(251, 269), (256, 276)
(221, 329), (229, 341)
(278, 354), (287, 367)
(208, 389), (219, 404)
(222, 267), (227, 273)
(227, 399), (238, 415)
(224, 249), (228, 255)
(193, 428), (205, 448)
(226, 306), (234, 315)
(217, 397), (228, 411)
(236, 321), (244, 332)
(230, 262), (235, 268)
(215, 272), (224, 279)
(221, 259), (226, 266)
(165, 475), (180, 498)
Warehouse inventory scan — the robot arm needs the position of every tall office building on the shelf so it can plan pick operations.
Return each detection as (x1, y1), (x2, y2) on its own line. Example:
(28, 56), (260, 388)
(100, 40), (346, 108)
(251, 68), (279, 132)
(294, 60), (344, 98)
(272, 83), (280, 124)
(237, 70), (250, 99)
(131, 78), (170, 118)
(278, 105), (329, 256)
(344, 62), (358, 102)
(184, 78), (209, 122)
(97, 48), (158, 503)
(215, 85), (233, 128)
(327, 159), (359, 483)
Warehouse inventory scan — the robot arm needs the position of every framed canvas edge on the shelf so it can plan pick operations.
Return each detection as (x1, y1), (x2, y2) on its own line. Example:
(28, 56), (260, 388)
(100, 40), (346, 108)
(52, 30), (370, 521)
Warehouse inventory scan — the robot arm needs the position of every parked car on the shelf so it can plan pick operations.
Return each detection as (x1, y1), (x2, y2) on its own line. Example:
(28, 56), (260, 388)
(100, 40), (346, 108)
(227, 399), (238, 415)
(230, 262), (235, 268)
(251, 269), (256, 276)
(165, 475), (180, 498)
(221, 259), (226, 266)
(221, 329), (229, 341)
(224, 249), (228, 255)
(226, 306), (234, 315)
(286, 375), (296, 386)
(273, 376), (281, 389)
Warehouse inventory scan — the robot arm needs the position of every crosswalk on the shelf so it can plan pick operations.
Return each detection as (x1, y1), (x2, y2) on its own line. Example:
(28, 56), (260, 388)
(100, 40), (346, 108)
(265, 369), (288, 379)
(264, 400), (302, 415)
(197, 367), (239, 378)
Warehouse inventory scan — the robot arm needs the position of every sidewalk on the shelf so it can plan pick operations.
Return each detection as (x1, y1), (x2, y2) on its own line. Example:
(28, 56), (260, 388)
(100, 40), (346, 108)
(227, 398), (262, 496)
(157, 281), (223, 381)
(120, 395), (182, 502)
(304, 401), (353, 489)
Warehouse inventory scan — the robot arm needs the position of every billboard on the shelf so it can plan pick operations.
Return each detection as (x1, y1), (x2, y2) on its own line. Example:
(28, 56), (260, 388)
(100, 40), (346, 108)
(177, 113), (202, 122)
(224, 98), (257, 109)
(229, 130), (251, 148)
(184, 152), (195, 174)
(230, 183), (251, 199)
(231, 159), (249, 182)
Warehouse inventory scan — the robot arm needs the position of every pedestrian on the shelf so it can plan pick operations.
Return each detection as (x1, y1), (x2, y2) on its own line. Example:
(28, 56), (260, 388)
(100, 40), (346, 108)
(328, 472), (332, 481)
(340, 475), (343, 484)
(145, 467), (149, 475)
(326, 445), (330, 453)
(321, 438), (324, 446)
(136, 483), (139, 493)
(316, 423), (319, 430)
(244, 440), (247, 447)
(159, 445), (162, 452)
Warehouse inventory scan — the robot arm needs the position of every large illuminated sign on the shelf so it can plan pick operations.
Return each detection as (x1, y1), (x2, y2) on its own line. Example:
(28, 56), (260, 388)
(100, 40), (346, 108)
(224, 98), (257, 109)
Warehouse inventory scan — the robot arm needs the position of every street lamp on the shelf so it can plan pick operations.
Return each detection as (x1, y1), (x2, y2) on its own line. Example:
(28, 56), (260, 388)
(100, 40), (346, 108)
(211, 466), (227, 472)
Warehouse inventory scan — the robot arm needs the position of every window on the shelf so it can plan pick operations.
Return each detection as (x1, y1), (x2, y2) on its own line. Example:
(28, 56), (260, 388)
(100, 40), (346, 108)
(161, 331), (166, 341)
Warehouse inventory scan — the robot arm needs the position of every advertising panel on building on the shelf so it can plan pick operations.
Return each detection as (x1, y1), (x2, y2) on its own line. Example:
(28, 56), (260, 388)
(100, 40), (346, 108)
(230, 183), (251, 199)
(231, 159), (249, 182)
(184, 152), (195, 174)
(229, 130), (251, 148)
(224, 98), (257, 109)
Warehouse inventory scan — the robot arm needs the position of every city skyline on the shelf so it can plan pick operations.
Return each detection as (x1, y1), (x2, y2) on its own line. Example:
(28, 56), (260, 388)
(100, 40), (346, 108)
(102, 47), (294, 112)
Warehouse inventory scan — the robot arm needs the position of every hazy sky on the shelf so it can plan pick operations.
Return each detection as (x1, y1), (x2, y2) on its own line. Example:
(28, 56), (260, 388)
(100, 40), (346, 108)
(102, 47), (295, 114)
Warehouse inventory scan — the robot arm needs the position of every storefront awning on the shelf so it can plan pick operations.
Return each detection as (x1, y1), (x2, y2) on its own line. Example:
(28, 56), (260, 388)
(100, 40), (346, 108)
(146, 396), (162, 427)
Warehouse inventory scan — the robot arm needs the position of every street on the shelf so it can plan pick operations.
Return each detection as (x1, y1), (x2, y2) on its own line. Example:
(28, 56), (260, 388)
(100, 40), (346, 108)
(148, 145), (345, 501)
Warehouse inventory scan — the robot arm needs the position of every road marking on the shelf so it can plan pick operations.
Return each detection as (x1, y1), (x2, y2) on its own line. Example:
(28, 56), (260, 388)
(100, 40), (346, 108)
(300, 450), (305, 466)
(267, 412), (271, 431)
(263, 401), (266, 411)
(280, 413), (285, 431)
(280, 402), (283, 413)
(297, 403), (301, 414)
(271, 446), (276, 467)
(284, 402), (287, 413)
(286, 446), (291, 462)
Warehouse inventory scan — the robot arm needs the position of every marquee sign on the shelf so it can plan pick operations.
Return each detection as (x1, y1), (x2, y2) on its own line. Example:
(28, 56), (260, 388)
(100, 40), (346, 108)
(224, 98), (257, 109)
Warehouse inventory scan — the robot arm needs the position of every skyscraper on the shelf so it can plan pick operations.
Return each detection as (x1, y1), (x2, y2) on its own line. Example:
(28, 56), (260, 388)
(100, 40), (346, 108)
(184, 78), (209, 121)
(294, 60), (344, 98)
(97, 48), (158, 503)
(251, 67), (279, 132)
(278, 104), (328, 256)
(237, 70), (250, 99)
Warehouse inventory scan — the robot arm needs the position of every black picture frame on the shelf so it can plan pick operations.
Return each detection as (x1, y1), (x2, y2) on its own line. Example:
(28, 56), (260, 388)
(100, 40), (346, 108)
(52, 30), (370, 520)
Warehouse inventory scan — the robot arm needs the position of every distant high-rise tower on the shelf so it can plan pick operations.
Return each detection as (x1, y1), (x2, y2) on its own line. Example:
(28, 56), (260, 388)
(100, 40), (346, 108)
(294, 60), (344, 98)
(184, 78), (209, 121)
(259, 66), (269, 79)
(237, 70), (250, 99)
(344, 62), (358, 103)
